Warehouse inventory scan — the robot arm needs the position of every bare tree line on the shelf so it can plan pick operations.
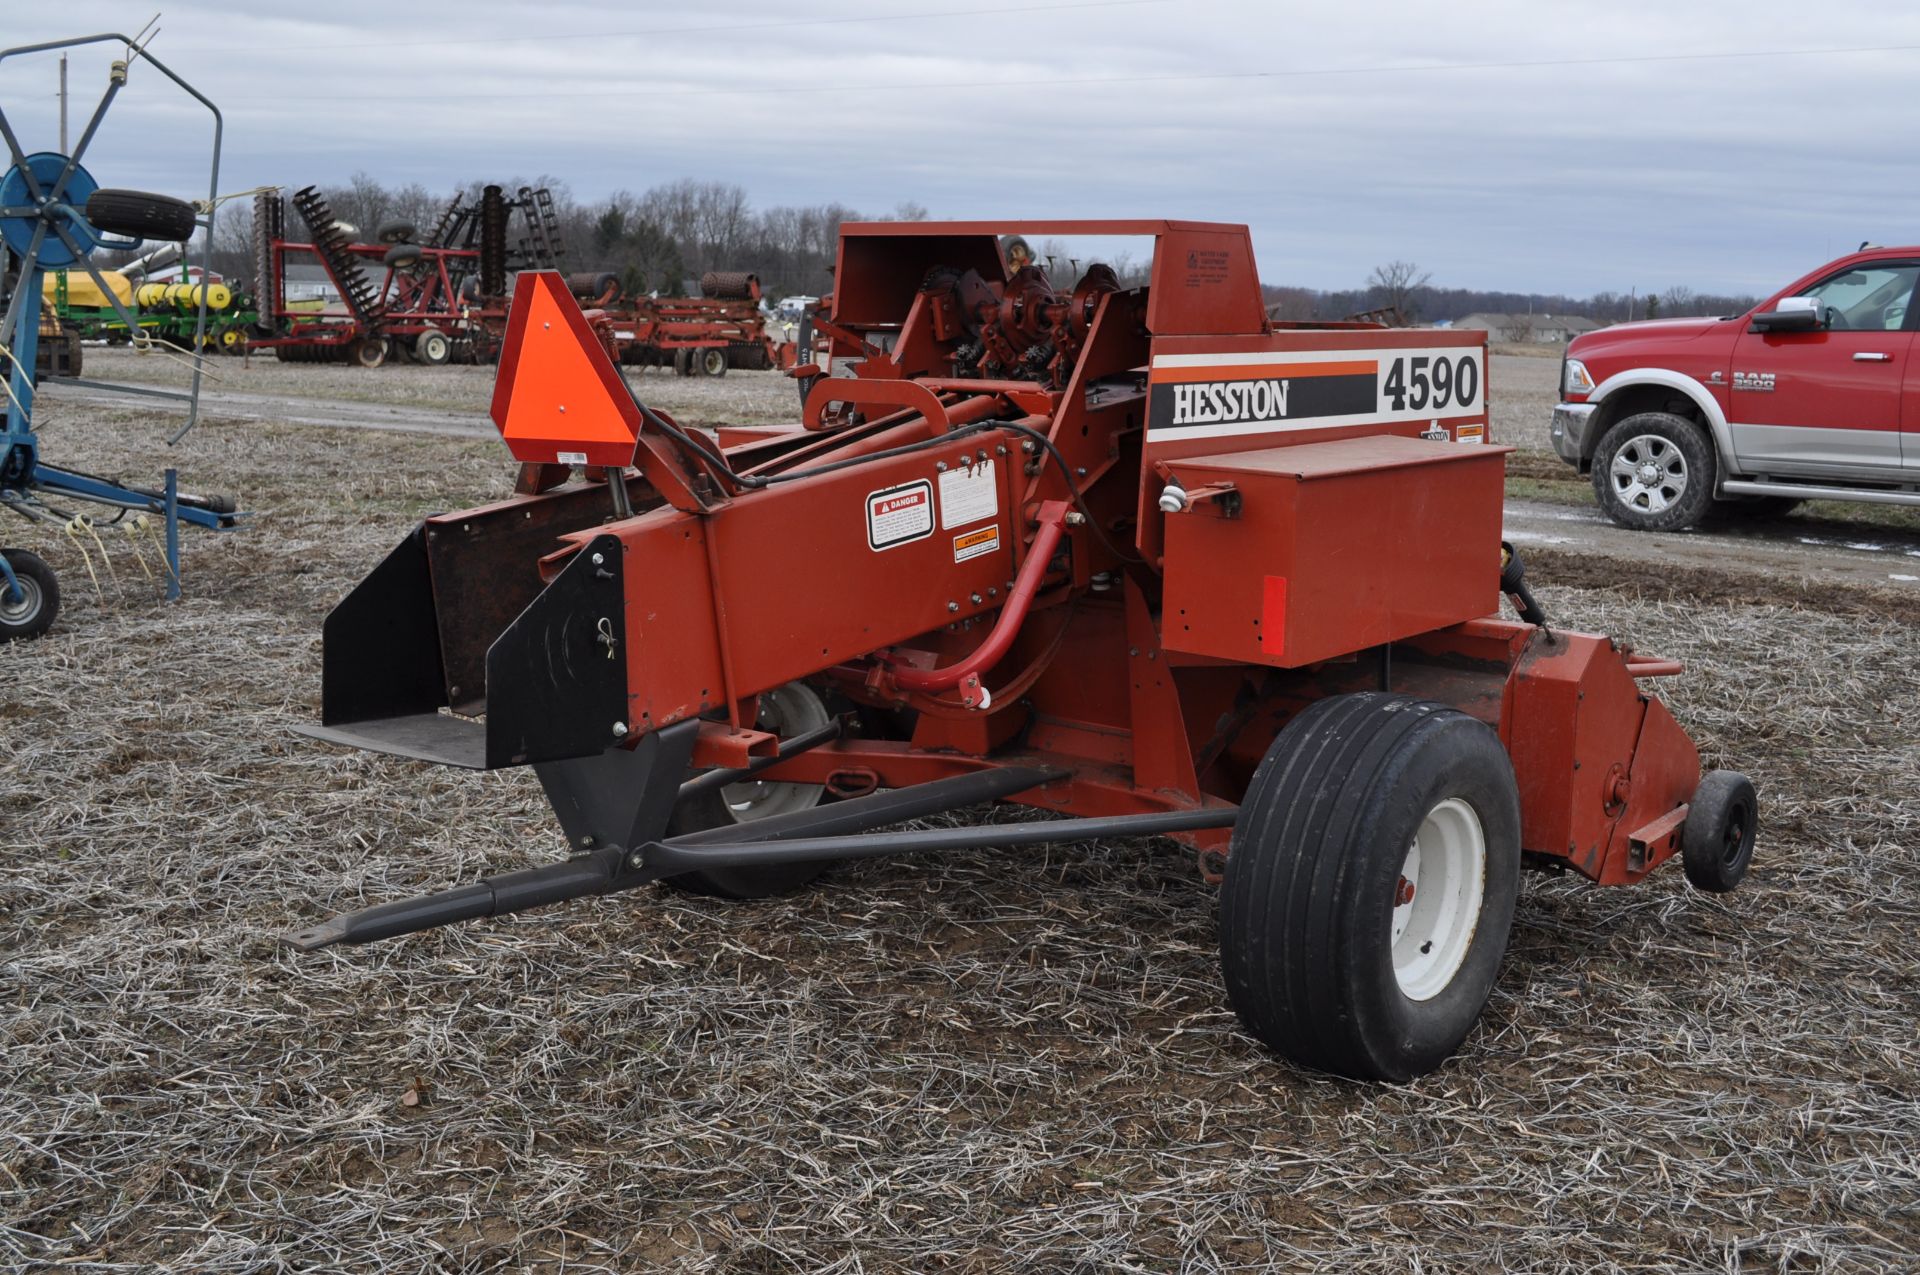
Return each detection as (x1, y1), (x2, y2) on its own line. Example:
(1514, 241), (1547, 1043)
(1268, 263), (1759, 327)
(200, 173), (922, 301)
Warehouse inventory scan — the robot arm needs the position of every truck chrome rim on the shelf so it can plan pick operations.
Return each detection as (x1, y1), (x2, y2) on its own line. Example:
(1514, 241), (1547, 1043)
(1391, 798), (1486, 1001)
(723, 683), (830, 822)
(1609, 435), (1687, 514)
(0, 573), (42, 625)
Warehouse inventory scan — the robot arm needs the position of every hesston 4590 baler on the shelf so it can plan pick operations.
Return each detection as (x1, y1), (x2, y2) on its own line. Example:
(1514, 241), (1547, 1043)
(289, 220), (1757, 1081)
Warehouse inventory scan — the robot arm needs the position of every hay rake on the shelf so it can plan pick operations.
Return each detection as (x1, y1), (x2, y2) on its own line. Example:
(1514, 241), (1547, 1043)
(0, 26), (241, 638)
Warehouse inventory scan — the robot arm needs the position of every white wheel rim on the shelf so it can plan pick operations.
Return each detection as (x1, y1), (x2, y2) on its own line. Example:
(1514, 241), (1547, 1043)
(1391, 797), (1487, 1002)
(0, 573), (42, 625)
(720, 683), (829, 823)
(1608, 434), (1687, 514)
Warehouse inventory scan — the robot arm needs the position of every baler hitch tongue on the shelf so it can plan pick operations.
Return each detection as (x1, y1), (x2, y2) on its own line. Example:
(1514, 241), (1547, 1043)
(279, 762), (1072, 951)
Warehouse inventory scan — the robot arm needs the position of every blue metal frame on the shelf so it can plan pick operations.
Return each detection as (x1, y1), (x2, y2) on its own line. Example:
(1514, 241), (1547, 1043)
(0, 31), (240, 599)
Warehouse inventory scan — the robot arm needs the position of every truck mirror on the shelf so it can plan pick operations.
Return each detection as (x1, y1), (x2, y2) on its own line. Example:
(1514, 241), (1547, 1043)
(1750, 296), (1824, 333)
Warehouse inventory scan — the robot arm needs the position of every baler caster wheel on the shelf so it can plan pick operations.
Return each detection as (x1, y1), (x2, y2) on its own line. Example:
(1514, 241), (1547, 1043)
(663, 681), (836, 900)
(0, 549), (60, 641)
(1218, 692), (1521, 1081)
(700, 347), (728, 377)
(1681, 771), (1757, 893)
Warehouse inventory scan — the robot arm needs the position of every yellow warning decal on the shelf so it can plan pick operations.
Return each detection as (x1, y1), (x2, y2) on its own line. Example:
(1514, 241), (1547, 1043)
(952, 524), (1001, 563)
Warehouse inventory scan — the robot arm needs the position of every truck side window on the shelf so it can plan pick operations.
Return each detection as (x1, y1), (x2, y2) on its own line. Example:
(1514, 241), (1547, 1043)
(1800, 263), (1920, 331)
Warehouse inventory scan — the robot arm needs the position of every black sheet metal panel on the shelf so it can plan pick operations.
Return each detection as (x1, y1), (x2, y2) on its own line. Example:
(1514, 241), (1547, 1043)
(425, 476), (657, 716)
(535, 720), (700, 853)
(294, 714), (486, 770)
(320, 525), (449, 728)
(484, 532), (630, 768)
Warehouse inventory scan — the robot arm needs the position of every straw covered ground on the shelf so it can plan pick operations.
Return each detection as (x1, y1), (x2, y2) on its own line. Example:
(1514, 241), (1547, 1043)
(1, 366), (1916, 1272)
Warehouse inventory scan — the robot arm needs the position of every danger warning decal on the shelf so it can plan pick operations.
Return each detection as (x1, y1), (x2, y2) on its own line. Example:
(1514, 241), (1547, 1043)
(1147, 347), (1485, 441)
(865, 479), (934, 551)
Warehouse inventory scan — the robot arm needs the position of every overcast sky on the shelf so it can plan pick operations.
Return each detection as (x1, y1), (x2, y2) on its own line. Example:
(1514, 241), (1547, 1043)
(7, 2), (1920, 297)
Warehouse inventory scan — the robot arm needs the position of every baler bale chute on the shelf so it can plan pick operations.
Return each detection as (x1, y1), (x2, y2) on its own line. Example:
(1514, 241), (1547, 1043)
(289, 219), (1757, 1081)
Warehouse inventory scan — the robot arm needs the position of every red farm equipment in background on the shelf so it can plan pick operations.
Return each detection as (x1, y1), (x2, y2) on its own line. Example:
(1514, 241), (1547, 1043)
(249, 184), (566, 367)
(286, 219), (1759, 1082)
(590, 269), (792, 376)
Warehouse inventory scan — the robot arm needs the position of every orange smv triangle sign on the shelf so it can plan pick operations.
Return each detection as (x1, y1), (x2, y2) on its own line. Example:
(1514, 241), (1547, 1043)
(487, 270), (642, 468)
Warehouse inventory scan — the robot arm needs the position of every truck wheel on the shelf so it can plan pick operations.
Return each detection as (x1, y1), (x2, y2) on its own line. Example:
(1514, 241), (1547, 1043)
(700, 347), (728, 377)
(662, 682), (835, 900)
(1219, 692), (1522, 1081)
(85, 189), (197, 242)
(0, 549), (60, 641)
(1591, 412), (1716, 531)
(414, 330), (451, 365)
(1681, 771), (1757, 893)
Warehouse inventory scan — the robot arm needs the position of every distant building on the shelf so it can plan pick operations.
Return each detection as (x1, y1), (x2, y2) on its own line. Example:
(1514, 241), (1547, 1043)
(1450, 312), (1600, 344)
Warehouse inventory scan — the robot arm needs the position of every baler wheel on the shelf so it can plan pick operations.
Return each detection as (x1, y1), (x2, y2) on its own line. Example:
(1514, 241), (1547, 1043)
(663, 682), (835, 900)
(700, 347), (728, 377)
(0, 549), (60, 641)
(1681, 771), (1757, 893)
(1219, 692), (1521, 1081)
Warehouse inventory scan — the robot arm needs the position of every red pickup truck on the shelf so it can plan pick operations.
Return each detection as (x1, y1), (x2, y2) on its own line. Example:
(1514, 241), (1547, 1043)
(1551, 247), (1920, 530)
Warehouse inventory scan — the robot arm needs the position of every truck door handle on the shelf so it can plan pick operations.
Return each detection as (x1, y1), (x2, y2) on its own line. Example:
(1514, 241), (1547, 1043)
(1853, 351), (1894, 362)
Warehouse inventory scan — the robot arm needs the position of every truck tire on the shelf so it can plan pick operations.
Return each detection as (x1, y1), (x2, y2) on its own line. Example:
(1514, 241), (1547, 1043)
(661, 682), (834, 900)
(1681, 771), (1757, 893)
(1219, 692), (1522, 1080)
(1591, 412), (1717, 531)
(85, 189), (197, 242)
(0, 549), (60, 641)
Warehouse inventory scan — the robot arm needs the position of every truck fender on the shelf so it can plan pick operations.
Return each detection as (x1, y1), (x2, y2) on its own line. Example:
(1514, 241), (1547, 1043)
(1586, 367), (1739, 476)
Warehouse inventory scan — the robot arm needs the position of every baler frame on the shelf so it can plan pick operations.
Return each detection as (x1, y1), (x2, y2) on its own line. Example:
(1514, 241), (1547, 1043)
(290, 219), (1757, 1081)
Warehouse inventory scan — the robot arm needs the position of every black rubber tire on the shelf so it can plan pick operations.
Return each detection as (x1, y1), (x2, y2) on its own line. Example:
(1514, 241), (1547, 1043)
(1681, 771), (1757, 893)
(1590, 412), (1717, 532)
(383, 243), (423, 269)
(65, 330), (83, 378)
(1219, 693), (1522, 1081)
(351, 337), (388, 369)
(659, 787), (833, 900)
(375, 220), (417, 245)
(414, 330), (452, 365)
(673, 348), (693, 377)
(700, 347), (728, 377)
(86, 189), (197, 242)
(0, 549), (60, 641)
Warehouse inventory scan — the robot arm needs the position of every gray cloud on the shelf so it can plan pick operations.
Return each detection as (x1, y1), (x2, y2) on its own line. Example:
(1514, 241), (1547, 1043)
(7, 1), (1918, 296)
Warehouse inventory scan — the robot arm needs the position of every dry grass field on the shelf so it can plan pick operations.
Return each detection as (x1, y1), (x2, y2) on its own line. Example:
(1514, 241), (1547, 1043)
(1, 354), (1915, 1271)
